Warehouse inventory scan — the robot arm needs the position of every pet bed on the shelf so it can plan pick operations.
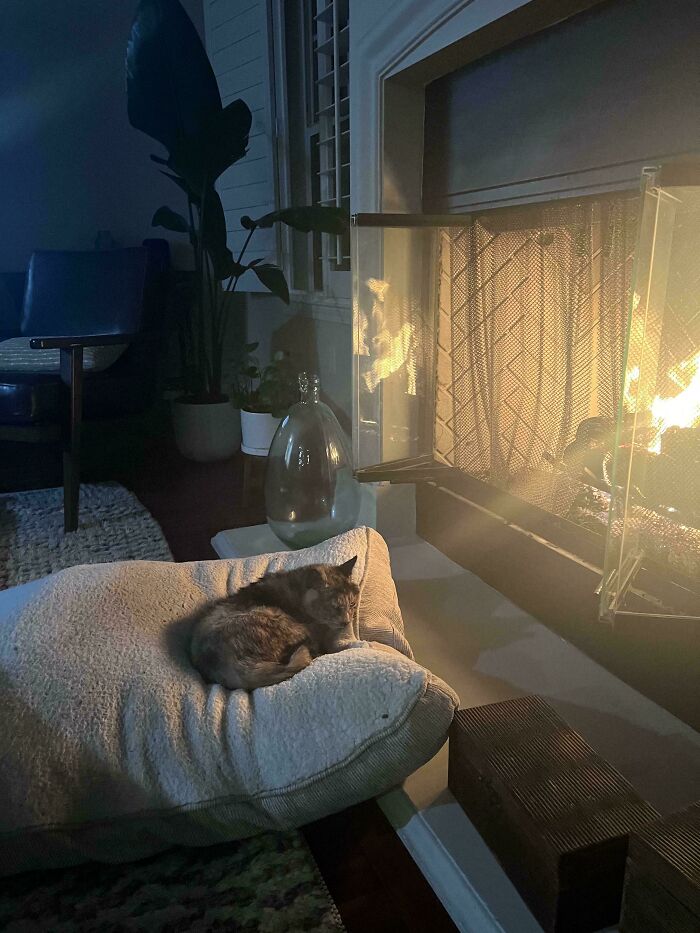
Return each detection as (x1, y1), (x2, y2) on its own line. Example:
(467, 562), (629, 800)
(0, 526), (458, 875)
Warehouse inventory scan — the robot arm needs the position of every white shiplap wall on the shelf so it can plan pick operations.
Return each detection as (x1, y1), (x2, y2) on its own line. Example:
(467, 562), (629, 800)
(204, 0), (278, 278)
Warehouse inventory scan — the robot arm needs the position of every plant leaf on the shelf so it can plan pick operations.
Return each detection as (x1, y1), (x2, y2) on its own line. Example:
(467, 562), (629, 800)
(166, 100), (253, 191)
(249, 206), (349, 234)
(127, 0), (222, 153)
(201, 99), (252, 182)
(159, 170), (198, 203)
(152, 205), (190, 233)
(167, 136), (206, 193)
(217, 256), (247, 280)
(252, 264), (290, 304)
(199, 186), (235, 279)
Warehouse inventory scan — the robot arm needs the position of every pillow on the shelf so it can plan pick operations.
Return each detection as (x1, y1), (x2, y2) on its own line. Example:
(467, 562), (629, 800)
(0, 336), (127, 373)
(0, 527), (458, 876)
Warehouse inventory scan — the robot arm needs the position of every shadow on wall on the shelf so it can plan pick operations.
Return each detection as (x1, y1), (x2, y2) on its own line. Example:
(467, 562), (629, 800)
(270, 312), (351, 434)
(0, 0), (204, 271)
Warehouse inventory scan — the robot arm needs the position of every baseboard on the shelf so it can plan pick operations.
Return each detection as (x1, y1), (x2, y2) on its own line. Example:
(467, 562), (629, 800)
(378, 788), (505, 933)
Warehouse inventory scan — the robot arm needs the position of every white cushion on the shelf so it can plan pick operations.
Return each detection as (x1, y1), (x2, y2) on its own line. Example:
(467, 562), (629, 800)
(0, 336), (126, 373)
(0, 526), (458, 876)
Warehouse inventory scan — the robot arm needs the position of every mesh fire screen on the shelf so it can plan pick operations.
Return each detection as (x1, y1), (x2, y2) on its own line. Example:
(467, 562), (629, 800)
(435, 197), (639, 519)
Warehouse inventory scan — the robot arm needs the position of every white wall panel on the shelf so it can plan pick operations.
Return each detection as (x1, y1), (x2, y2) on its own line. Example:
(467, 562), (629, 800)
(204, 0), (278, 279)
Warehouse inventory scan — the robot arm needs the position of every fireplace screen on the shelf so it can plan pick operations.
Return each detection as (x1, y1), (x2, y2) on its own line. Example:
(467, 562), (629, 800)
(353, 177), (700, 622)
(353, 201), (637, 501)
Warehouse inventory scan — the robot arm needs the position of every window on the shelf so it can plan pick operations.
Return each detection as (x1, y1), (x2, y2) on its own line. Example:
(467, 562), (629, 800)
(278, 0), (350, 298)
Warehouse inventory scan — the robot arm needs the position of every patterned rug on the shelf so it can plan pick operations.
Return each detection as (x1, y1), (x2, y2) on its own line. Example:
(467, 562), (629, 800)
(0, 482), (173, 589)
(0, 482), (346, 931)
(0, 832), (344, 933)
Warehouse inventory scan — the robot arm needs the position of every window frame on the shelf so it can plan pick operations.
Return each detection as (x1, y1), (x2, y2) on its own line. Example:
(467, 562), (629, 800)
(271, 0), (351, 304)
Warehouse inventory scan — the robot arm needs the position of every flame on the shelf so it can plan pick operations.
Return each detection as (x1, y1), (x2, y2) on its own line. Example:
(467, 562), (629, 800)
(649, 350), (700, 452)
(624, 365), (640, 412)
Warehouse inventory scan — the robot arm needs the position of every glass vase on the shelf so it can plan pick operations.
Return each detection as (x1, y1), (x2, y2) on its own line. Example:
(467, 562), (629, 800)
(265, 373), (360, 548)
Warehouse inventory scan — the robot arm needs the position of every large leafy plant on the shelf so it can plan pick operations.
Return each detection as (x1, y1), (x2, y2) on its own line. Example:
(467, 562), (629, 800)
(126, 0), (347, 402)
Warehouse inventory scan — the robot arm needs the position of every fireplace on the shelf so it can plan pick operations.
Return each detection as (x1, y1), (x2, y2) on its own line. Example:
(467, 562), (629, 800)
(351, 164), (700, 628)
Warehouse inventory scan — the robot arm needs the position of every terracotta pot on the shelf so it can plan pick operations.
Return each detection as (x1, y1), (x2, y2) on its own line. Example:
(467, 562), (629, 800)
(240, 410), (281, 456)
(172, 400), (241, 462)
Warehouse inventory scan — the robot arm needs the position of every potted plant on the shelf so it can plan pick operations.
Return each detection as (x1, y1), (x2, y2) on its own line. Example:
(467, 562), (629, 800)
(231, 347), (298, 455)
(126, 0), (347, 461)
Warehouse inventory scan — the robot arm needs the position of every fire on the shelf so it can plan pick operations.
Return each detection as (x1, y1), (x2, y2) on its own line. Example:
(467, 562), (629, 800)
(649, 350), (700, 452)
(624, 365), (640, 412)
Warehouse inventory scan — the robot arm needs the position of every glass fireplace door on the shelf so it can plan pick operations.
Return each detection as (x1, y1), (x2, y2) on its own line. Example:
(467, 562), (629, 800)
(352, 214), (465, 477)
(600, 165), (700, 624)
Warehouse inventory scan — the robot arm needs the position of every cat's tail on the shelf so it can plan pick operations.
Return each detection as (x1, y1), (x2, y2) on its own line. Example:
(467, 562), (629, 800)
(242, 644), (313, 690)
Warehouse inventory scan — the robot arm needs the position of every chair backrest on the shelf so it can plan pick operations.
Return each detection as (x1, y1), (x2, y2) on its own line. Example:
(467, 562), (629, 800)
(20, 248), (148, 339)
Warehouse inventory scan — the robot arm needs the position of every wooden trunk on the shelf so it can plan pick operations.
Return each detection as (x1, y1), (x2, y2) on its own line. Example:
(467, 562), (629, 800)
(621, 802), (700, 933)
(448, 695), (660, 932)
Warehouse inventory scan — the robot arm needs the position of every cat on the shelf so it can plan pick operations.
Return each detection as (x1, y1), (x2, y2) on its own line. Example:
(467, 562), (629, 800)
(189, 556), (359, 691)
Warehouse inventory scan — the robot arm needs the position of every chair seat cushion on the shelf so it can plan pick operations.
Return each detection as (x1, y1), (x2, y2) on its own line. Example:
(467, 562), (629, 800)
(0, 526), (458, 876)
(0, 337), (126, 373)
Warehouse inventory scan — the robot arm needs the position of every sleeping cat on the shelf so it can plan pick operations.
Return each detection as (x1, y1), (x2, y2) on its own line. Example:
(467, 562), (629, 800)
(189, 556), (359, 691)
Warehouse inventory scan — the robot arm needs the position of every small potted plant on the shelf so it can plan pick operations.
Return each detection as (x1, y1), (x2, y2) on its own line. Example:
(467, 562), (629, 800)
(232, 347), (298, 456)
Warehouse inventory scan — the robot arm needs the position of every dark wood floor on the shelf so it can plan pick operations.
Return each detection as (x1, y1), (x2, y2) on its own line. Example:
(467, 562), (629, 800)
(1, 416), (456, 932)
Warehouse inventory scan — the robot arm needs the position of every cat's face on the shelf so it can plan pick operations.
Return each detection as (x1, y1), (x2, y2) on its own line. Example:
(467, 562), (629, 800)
(301, 556), (359, 630)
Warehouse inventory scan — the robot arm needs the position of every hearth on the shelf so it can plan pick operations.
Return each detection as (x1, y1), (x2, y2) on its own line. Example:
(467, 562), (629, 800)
(352, 164), (700, 626)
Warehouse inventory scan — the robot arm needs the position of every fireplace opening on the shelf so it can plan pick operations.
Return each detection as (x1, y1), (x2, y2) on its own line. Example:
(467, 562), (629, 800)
(433, 195), (637, 533)
(352, 167), (700, 627)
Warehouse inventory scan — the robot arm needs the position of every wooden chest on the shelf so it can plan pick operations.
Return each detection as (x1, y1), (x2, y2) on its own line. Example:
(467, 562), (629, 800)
(621, 801), (700, 933)
(448, 695), (660, 932)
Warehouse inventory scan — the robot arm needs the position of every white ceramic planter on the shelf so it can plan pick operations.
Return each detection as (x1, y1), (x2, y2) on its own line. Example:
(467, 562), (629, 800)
(240, 410), (281, 456)
(172, 400), (241, 462)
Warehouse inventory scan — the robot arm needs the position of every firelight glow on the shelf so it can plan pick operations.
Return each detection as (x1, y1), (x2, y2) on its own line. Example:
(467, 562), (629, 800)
(649, 350), (700, 452)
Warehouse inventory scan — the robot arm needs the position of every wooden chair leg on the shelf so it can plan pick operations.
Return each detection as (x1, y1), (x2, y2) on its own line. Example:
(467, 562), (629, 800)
(60, 346), (84, 533)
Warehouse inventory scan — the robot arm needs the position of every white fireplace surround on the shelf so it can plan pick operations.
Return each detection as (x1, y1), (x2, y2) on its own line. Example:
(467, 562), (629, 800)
(351, 0), (600, 215)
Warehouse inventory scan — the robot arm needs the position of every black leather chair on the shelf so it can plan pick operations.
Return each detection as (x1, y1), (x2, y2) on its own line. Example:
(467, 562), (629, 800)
(0, 241), (171, 532)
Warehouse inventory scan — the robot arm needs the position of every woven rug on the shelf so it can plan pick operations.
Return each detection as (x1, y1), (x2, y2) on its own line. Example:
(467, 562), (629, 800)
(0, 481), (346, 931)
(0, 482), (173, 589)
(0, 832), (344, 933)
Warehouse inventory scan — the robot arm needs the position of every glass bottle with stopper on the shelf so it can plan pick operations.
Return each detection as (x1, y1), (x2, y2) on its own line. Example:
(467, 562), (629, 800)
(265, 372), (360, 548)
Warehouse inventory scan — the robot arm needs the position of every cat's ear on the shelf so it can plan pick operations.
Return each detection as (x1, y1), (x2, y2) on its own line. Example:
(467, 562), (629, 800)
(337, 556), (357, 578)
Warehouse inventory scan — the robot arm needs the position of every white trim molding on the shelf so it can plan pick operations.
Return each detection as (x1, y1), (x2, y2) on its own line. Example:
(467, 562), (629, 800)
(379, 788), (507, 933)
(350, 0), (532, 214)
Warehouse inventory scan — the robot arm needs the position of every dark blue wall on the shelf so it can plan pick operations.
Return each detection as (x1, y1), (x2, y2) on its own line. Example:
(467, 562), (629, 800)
(1, 0), (203, 271)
